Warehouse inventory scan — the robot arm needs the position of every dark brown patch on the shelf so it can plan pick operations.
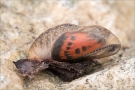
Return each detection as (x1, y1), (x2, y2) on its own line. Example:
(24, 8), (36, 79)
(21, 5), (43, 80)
(82, 46), (86, 51)
(64, 51), (72, 59)
(64, 51), (68, 53)
(66, 47), (70, 50)
(52, 33), (68, 60)
(75, 48), (80, 54)
(68, 42), (72, 46)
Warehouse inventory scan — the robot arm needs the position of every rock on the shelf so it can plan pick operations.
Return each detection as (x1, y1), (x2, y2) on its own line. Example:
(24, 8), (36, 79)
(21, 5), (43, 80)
(0, 0), (134, 90)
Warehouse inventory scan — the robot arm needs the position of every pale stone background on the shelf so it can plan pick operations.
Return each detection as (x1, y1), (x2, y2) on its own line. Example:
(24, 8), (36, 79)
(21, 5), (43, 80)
(0, 0), (135, 90)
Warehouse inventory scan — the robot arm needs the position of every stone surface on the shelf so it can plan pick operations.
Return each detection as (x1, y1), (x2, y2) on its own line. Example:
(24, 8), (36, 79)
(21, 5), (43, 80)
(0, 0), (135, 90)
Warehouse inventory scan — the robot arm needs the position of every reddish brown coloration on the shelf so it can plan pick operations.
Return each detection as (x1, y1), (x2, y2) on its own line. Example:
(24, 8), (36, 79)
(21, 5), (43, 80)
(58, 32), (104, 60)
(13, 24), (121, 81)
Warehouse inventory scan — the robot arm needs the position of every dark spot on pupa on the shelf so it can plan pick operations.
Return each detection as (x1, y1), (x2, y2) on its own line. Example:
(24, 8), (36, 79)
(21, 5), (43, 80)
(68, 42), (72, 46)
(82, 46), (86, 51)
(64, 51), (72, 59)
(66, 47), (70, 50)
(71, 36), (75, 40)
(64, 51), (68, 53)
(75, 48), (80, 54)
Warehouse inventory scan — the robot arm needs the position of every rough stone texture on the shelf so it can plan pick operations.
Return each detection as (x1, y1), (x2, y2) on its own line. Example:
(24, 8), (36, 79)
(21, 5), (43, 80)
(0, 0), (135, 90)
